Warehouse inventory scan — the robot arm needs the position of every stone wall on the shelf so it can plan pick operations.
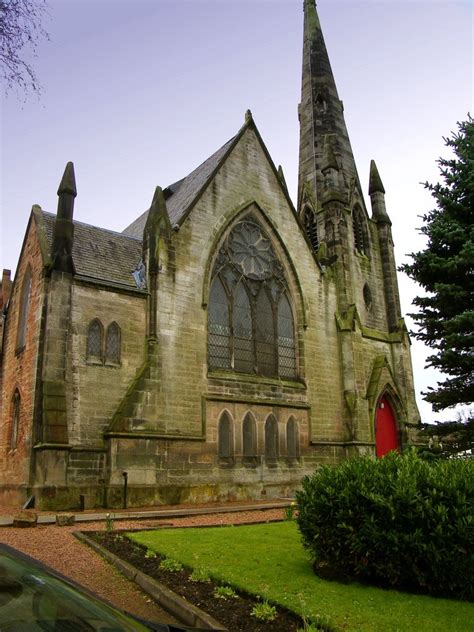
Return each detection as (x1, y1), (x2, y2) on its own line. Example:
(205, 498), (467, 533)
(0, 213), (45, 504)
(67, 282), (147, 448)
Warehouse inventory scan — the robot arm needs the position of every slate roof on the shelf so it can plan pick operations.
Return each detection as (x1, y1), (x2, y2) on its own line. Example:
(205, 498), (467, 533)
(37, 130), (243, 289)
(40, 211), (144, 291)
(122, 135), (236, 238)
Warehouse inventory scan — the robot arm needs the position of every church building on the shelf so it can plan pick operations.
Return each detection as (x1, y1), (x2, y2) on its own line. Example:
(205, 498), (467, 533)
(0, 1), (420, 510)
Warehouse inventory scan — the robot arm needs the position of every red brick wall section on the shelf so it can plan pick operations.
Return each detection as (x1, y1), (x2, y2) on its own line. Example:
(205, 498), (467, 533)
(0, 216), (45, 493)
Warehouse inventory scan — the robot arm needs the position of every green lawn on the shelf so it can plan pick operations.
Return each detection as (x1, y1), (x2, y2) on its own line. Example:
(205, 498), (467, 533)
(127, 522), (474, 632)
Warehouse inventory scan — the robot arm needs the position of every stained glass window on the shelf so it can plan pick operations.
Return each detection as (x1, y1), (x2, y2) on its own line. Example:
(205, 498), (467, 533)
(208, 277), (231, 369)
(233, 283), (253, 373)
(87, 319), (103, 361)
(255, 289), (276, 377)
(106, 322), (121, 363)
(208, 217), (297, 379)
(278, 294), (296, 378)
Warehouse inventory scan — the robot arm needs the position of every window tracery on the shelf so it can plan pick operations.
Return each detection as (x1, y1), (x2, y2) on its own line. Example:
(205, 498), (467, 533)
(208, 217), (297, 379)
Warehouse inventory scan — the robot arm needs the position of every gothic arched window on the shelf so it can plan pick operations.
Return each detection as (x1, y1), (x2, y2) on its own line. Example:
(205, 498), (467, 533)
(277, 294), (297, 378)
(218, 411), (233, 461)
(286, 417), (299, 460)
(242, 413), (257, 466)
(16, 266), (32, 351)
(106, 322), (121, 363)
(352, 206), (369, 255)
(87, 319), (103, 362)
(208, 217), (297, 379)
(303, 206), (318, 252)
(363, 283), (373, 312)
(10, 390), (20, 450)
(208, 277), (231, 369)
(265, 415), (279, 460)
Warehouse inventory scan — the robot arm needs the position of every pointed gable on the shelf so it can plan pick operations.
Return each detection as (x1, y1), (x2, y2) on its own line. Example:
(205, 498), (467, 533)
(123, 136), (237, 239)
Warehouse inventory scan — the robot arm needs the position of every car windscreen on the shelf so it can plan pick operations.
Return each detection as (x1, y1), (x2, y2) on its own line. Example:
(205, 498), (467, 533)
(0, 547), (152, 631)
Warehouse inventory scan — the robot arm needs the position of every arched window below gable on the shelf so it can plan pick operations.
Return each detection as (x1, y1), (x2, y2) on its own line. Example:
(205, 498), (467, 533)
(208, 277), (231, 370)
(106, 322), (121, 364)
(218, 411), (234, 464)
(16, 266), (32, 352)
(233, 282), (253, 373)
(277, 293), (296, 378)
(255, 289), (276, 377)
(10, 390), (20, 451)
(87, 319), (104, 362)
(207, 217), (299, 380)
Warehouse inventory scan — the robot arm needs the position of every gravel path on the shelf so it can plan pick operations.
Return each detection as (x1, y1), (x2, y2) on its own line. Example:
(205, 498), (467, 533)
(0, 507), (285, 626)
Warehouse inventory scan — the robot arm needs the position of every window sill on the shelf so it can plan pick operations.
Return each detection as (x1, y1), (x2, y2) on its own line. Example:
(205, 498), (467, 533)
(86, 358), (104, 366)
(86, 359), (122, 368)
(104, 360), (121, 368)
(218, 457), (235, 468)
(208, 370), (306, 390)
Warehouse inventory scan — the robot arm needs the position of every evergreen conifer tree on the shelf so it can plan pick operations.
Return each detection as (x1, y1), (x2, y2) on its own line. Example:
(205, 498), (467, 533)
(401, 116), (473, 452)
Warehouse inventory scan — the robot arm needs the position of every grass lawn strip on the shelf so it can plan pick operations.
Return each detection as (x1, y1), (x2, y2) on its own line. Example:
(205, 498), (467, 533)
(127, 522), (474, 632)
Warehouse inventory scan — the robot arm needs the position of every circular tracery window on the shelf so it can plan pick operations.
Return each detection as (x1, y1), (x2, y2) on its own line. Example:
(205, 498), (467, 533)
(227, 221), (275, 280)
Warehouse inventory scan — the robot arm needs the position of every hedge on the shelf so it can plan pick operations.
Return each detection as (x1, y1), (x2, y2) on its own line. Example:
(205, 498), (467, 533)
(295, 450), (473, 599)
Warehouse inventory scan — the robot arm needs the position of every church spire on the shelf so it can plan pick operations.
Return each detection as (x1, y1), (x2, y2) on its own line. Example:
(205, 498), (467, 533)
(298, 0), (360, 213)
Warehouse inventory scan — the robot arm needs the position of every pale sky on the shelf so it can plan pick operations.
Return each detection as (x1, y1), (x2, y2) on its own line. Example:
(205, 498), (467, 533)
(1, 0), (473, 423)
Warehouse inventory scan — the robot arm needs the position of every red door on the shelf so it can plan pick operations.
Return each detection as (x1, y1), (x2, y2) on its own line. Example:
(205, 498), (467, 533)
(375, 396), (399, 457)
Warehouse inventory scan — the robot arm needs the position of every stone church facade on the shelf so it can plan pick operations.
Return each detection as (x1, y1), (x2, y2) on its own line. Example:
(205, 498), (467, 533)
(0, 1), (420, 510)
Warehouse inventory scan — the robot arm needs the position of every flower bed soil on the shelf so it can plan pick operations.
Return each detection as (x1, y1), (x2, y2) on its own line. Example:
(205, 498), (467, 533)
(91, 530), (304, 631)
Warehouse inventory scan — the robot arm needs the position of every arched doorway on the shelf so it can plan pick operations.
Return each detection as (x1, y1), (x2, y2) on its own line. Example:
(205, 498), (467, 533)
(375, 396), (399, 457)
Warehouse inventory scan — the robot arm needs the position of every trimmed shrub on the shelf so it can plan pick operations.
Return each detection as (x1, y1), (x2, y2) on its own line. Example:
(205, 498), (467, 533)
(296, 450), (474, 599)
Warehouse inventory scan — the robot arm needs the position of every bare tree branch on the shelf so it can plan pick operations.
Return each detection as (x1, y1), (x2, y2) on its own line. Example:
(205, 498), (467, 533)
(0, 0), (49, 96)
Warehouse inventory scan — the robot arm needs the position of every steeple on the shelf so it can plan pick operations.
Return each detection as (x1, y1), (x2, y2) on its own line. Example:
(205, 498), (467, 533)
(369, 159), (391, 224)
(51, 162), (76, 273)
(298, 1), (360, 212)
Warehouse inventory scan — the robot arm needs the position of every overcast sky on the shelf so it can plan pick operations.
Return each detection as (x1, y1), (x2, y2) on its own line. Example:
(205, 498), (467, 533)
(1, 0), (473, 423)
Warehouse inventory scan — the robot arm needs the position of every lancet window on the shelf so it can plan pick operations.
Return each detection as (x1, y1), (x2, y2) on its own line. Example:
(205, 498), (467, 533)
(352, 206), (369, 255)
(16, 266), (32, 351)
(106, 322), (121, 363)
(303, 206), (319, 252)
(286, 417), (299, 459)
(10, 390), (20, 450)
(208, 217), (297, 379)
(87, 319), (103, 361)
(265, 415), (279, 459)
(218, 411), (233, 461)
